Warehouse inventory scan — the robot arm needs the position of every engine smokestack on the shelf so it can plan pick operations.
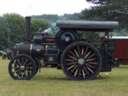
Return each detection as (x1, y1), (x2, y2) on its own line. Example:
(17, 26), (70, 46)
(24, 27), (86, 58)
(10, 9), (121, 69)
(25, 16), (32, 42)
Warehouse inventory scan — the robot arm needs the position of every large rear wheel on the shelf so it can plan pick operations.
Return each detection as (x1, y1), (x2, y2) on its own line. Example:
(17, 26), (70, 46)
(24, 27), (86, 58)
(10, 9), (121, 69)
(61, 41), (102, 80)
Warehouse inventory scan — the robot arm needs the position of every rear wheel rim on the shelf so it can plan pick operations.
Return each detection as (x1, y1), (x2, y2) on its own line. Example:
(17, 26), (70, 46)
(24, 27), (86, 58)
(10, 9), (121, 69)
(61, 42), (101, 80)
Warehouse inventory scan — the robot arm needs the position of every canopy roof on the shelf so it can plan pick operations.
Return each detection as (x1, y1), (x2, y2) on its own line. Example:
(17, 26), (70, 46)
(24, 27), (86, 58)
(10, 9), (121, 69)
(111, 36), (128, 39)
(56, 20), (119, 32)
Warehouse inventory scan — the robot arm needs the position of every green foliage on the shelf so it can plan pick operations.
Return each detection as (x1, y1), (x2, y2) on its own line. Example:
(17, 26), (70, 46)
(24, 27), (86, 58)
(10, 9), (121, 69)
(0, 13), (48, 50)
(4, 13), (25, 46)
(80, 32), (99, 41)
(32, 14), (59, 23)
(0, 17), (9, 49)
(83, 0), (128, 35)
(31, 19), (48, 33)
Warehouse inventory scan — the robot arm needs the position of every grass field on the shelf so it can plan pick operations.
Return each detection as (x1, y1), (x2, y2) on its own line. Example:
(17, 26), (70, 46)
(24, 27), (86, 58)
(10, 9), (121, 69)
(0, 58), (128, 96)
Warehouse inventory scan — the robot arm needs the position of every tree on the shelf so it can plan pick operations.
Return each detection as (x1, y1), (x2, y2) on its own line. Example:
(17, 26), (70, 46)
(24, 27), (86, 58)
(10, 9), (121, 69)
(32, 14), (59, 23)
(81, 0), (128, 35)
(4, 13), (25, 46)
(0, 13), (49, 50)
(86, 0), (108, 4)
(31, 19), (48, 34)
(0, 17), (9, 49)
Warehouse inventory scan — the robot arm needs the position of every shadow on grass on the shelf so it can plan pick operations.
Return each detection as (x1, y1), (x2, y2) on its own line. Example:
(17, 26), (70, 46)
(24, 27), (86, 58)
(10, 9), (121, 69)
(33, 74), (110, 82)
(34, 75), (72, 81)
(117, 66), (128, 69)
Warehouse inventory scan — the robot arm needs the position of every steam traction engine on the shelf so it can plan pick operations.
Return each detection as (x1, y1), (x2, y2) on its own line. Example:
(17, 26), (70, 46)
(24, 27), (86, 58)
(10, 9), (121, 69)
(7, 17), (119, 80)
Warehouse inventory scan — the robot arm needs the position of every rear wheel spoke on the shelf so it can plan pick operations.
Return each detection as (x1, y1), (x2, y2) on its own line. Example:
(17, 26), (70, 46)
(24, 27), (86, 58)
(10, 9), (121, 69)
(84, 51), (92, 59)
(87, 53), (95, 59)
(69, 51), (76, 57)
(83, 47), (88, 56)
(86, 58), (96, 62)
(67, 64), (76, 70)
(86, 66), (94, 74)
(66, 59), (75, 62)
(82, 69), (86, 79)
(81, 48), (85, 55)
(74, 49), (80, 57)
(68, 55), (77, 61)
(76, 46), (81, 56)
(74, 68), (79, 77)
(87, 63), (95, 69)
(70, 65), (78, 73)
(67, 62), (77, 65)
(88, 62), (97, 65)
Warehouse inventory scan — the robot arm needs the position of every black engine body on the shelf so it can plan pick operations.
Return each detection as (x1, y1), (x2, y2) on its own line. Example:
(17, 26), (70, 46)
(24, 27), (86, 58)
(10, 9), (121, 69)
(7, 19), (119, 80)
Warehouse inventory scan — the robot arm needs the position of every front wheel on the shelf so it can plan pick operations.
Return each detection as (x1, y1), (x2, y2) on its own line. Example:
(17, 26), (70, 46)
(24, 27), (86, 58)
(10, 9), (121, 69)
(8, 54), (38, 80)
(61, 41), (102, 80)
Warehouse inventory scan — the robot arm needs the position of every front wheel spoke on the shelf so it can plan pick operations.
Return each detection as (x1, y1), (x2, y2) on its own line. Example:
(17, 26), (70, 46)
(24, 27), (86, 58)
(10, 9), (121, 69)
(26, 66), (33, 70)
(16, 73), (21, 79)
(14, 68), (21, 72)
(29, 70), (32, 74)
(16, 59), (22, 66)
(13, 60), (17, 65)
(26, 64), (32, 69)
(14, 65), (26, 78)
(21, 72), (26, 78)
(18, 72), (23, 78)
(27, 70), (32, 76)
(12, 65), (19, 69)
(24, 71), (27, 78)
(21, 57), (28, 65)
(20, 57), (25, 65)
(22, 58), (28, 65)
(14, 68), (22, 73)
(25, 70), (30, 77)
(23, 60), (30, 66)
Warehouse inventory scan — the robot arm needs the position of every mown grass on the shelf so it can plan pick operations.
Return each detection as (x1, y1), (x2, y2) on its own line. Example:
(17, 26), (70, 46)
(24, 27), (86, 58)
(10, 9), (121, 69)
(0, 58), (128, 96)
